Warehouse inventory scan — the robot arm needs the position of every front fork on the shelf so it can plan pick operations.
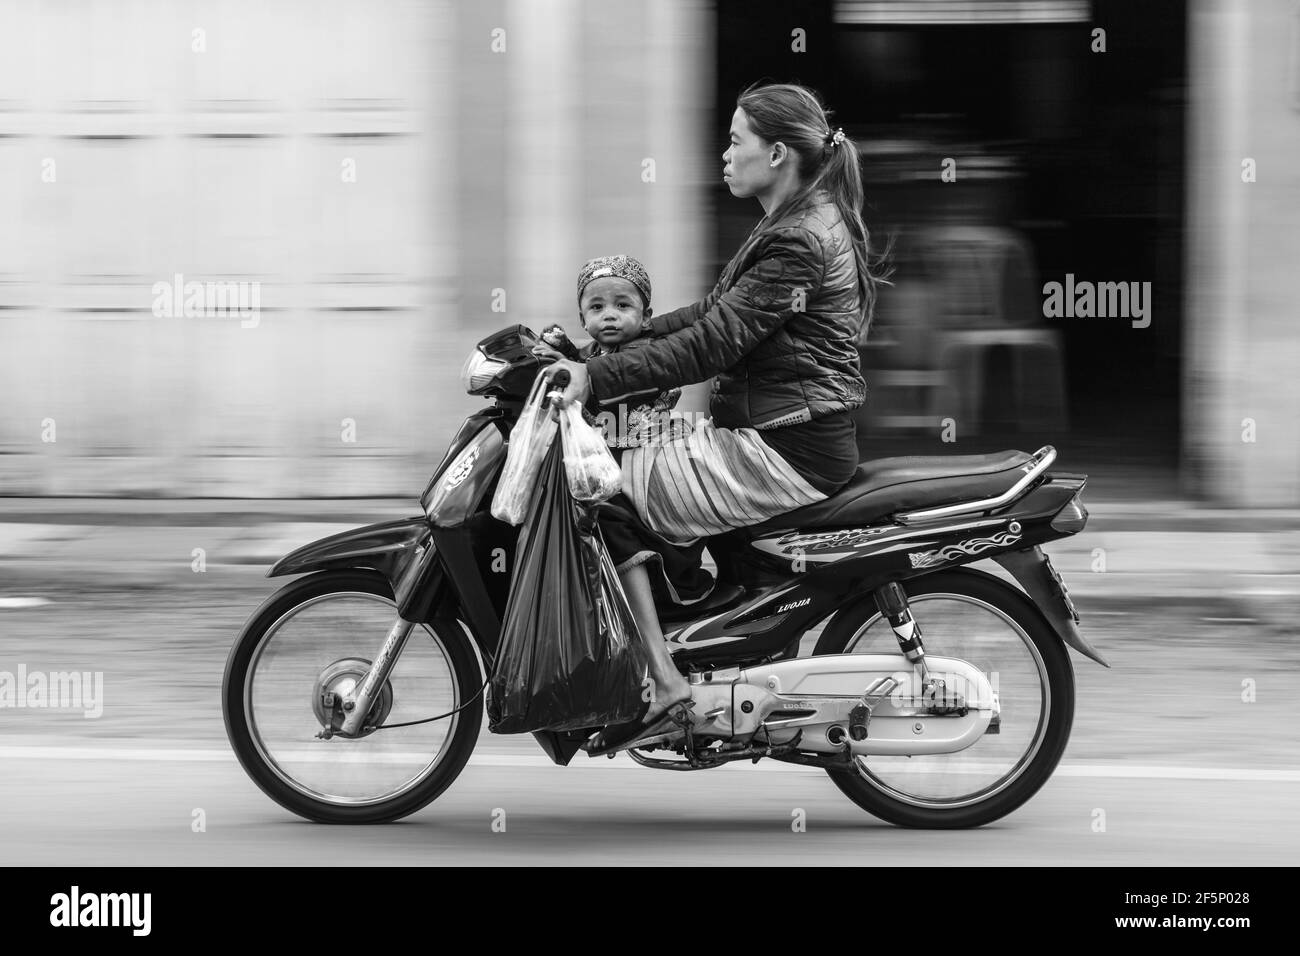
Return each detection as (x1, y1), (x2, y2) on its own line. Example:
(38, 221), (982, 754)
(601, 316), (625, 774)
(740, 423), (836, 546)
(337, 617), (417, 737)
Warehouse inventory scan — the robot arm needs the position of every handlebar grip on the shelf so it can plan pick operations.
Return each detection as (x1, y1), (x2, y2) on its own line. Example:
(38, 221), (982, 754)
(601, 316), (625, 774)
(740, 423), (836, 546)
(549, 367), (571, 389)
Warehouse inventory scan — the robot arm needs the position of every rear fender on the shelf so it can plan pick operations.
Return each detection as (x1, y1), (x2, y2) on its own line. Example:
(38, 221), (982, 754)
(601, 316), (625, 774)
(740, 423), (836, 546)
(994, 545), (1109, 667)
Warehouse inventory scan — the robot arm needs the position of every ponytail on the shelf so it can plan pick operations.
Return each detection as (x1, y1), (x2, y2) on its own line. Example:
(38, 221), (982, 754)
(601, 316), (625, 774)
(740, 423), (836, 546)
(808, 131), (893, 339)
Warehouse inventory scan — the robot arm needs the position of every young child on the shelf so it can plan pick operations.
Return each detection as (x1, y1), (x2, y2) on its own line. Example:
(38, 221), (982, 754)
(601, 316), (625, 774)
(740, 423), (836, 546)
(535, 254), (690, 452)
(533, 255), (711, 609)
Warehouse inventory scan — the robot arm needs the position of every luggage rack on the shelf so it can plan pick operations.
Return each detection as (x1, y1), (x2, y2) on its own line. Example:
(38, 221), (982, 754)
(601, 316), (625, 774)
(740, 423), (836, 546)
(894, 445), (1056, 525)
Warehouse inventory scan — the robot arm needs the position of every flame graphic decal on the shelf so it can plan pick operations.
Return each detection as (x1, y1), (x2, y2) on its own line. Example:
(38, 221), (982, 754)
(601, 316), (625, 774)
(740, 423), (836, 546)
(907, 529), (1022, 569)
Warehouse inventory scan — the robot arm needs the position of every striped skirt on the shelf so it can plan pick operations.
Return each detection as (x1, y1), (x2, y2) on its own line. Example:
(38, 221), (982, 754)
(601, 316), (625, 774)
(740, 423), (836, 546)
(620, 418), (826, 545)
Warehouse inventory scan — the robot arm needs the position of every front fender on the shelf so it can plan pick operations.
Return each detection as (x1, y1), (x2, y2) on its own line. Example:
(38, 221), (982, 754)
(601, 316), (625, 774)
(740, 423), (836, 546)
(268, 517), (431, 591)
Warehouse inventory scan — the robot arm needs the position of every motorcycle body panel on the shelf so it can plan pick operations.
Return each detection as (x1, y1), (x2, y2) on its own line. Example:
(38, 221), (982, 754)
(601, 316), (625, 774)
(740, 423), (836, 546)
(666, 477), (1094, 670)
(719, 653), (997, 756)
(421, 411), (509, 528)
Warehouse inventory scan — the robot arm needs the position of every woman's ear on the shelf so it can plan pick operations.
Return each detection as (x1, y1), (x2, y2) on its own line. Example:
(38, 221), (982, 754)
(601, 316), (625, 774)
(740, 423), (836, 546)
(643, 306), (654, 320)
(769, 141), (788, 168)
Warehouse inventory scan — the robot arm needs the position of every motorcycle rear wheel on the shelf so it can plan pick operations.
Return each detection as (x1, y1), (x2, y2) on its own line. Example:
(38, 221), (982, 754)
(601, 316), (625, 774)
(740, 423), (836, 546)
(812, 567), (1075, 829)
(222, 569), (483, 823)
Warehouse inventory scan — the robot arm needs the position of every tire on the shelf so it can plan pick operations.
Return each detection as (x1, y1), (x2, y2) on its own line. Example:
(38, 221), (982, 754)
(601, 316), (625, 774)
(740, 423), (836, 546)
(812, 568), (1074, 829)
(222, 569), (483, 823)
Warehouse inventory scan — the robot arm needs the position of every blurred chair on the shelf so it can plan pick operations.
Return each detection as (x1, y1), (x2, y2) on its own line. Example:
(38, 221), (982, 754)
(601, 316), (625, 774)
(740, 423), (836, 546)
(861, 278), (950, 431)
(914, 224), (1068, 434)
(935, 328), (1068, 433)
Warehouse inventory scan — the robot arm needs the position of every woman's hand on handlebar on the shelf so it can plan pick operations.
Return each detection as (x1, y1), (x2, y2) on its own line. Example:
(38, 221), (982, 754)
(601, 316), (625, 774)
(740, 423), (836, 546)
(541, 359), (590, 407)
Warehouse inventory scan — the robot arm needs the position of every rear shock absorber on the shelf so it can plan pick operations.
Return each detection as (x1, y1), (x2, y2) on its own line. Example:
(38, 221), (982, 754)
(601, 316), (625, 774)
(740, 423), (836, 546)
(874, 581), (928, 680)
(874, 581), (962, 715)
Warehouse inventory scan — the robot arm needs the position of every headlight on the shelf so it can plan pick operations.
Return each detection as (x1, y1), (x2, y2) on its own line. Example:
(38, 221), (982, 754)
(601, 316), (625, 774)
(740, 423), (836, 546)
(460, 349), (507, 394)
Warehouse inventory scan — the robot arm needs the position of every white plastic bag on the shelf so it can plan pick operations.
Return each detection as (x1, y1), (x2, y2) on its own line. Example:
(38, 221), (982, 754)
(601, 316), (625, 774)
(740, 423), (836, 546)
(491, 371), (560, 525)
(558, 401), (622, 504)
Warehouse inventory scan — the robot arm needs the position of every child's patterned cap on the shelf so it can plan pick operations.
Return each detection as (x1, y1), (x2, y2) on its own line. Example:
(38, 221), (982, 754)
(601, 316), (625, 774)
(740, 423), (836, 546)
(577, 254), (651, 308)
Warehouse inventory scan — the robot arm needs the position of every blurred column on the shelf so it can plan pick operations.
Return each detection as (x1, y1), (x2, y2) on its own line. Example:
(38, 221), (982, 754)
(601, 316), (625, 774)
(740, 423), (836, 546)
(644, 0), (714, 416)
(1184, 0), (1300, 505)
(505, 0), (582, 332)
(495, 0), (712, 404)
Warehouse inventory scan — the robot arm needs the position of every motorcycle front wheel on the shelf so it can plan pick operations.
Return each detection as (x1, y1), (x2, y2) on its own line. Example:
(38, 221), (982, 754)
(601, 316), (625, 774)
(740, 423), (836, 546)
(812, 567), (1075, 829)
(222, 569), (483, 823)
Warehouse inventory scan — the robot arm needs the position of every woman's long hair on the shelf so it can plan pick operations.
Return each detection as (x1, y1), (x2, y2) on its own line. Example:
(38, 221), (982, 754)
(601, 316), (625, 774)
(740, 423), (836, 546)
(734, 82), (892, 336)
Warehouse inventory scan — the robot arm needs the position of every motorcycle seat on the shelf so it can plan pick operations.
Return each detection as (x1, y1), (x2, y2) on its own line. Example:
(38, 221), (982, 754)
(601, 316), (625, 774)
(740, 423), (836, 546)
(751, 449), (1035, 532)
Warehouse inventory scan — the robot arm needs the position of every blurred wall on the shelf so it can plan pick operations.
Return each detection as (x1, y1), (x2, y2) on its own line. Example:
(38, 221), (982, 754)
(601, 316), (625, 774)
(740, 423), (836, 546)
(1184, 0), (1300, 505)
(0, 0), (713, 497)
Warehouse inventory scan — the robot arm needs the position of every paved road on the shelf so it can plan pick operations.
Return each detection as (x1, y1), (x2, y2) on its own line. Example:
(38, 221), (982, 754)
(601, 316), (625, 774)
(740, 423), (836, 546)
(2, 576), (1296, 864)
(3, 746), (1296, 865)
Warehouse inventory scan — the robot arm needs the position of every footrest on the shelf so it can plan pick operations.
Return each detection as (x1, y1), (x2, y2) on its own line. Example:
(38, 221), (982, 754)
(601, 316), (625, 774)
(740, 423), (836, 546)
(848, 703), (870, 741)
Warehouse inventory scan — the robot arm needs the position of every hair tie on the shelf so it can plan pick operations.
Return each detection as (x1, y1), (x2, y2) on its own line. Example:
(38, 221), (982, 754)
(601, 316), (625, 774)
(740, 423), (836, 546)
(827, 127), (846, 148)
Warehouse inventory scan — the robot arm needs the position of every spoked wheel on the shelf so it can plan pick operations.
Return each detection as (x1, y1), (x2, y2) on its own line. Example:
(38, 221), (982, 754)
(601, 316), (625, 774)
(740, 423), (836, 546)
(222, 570), (483, 823)
(812, 568), (1075, 828)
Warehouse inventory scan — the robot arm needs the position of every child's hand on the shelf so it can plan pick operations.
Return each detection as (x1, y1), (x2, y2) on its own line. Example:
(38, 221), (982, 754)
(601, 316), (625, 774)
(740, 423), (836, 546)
(538, 323), (581, 360)
(531, 343), (567, 362)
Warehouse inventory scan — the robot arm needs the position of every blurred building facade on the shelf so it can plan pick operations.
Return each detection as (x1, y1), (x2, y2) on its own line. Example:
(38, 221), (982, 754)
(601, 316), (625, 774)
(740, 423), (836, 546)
(0, 0), (1297, 505)
(0, 0), (711, 497)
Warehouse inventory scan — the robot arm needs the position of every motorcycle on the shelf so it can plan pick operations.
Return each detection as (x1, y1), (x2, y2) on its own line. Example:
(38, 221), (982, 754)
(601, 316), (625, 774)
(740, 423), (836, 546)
(222, 324), (1107, 829)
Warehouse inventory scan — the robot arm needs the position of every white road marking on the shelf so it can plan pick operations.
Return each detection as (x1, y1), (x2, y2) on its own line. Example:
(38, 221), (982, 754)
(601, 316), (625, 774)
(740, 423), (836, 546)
(0, 746), (234, 762)
(1051, 763), (1300, 781)
(0, 745), (1298, 782)
(0, 597), (51, 609)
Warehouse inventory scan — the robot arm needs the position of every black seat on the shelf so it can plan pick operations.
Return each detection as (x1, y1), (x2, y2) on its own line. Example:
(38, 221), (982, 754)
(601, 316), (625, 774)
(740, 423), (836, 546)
(751, 450), (1034, 532)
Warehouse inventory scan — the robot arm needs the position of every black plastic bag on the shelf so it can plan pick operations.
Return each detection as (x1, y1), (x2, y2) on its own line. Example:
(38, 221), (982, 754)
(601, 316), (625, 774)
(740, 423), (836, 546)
(488, 440), (650, 734)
